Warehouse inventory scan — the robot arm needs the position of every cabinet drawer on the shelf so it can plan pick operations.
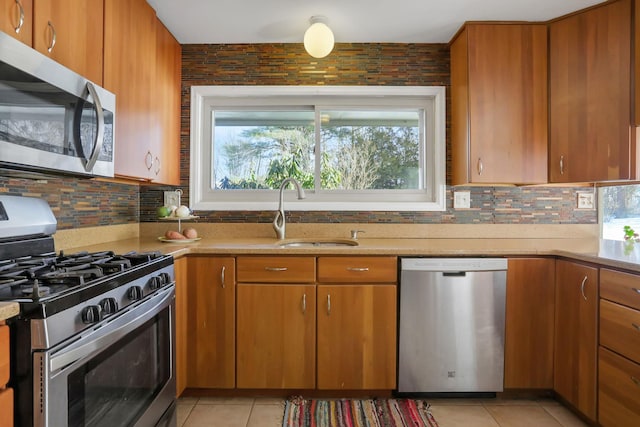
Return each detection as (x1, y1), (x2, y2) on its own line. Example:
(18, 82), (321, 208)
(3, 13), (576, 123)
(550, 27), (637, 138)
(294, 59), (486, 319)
(598, 346), (640, 427)
(600, 269), (640, 310)
(317, 257), (397, 283)
(0, 325), (8, 387)
(0, 387), (12, 427)
(237, 256), (315, 283)
(600, 299), (640, 363)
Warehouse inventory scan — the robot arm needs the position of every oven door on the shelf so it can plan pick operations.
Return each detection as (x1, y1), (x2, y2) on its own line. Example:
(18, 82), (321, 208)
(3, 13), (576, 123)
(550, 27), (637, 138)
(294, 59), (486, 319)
(33, 285), (176, 427)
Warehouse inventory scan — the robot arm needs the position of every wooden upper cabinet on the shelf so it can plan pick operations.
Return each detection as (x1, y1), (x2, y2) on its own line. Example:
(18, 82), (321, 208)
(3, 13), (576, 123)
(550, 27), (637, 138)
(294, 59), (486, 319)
(451, 23), (548, 185)
(154, 19), (181, 185)
(549, 0), (632, 182)
(0, 0), (33, 45)
(104, 0), (157, 181)
(33, 0), (103, 84)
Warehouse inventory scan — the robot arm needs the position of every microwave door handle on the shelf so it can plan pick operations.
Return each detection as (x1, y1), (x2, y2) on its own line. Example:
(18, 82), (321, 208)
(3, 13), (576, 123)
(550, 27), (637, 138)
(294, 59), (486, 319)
(83, 82), (105, 172)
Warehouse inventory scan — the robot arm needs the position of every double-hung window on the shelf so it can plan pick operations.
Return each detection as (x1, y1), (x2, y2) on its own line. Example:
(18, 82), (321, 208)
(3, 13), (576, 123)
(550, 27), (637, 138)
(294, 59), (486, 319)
(190, 86), (446, 211)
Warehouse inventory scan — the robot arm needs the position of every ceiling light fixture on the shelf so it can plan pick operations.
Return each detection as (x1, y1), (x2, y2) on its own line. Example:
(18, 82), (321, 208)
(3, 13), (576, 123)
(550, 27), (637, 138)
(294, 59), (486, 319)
(303, 16), (334, 59)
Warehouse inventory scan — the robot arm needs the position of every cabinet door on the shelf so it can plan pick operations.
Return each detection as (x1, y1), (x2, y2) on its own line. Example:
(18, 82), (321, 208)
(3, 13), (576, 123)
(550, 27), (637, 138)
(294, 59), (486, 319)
(554, 260), (598, 421)
(317, 284), (397, 390)
(451, 24), (548, 185)
(236, 284), (316, 389)
(0, 0), (32, 45)
(152, 19), (181, 185)
(174, 257), (187, 396)
(549, 0), (632, 182)
(104, 0), (156, 181)
(187, 256), (236, 389)
(33, 0), (103, 84)
(505, 258), (555, 389)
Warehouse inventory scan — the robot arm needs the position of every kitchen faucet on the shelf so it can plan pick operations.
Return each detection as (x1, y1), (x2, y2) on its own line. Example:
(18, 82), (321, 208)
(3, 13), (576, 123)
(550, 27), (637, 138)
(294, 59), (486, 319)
(273, 178), (306, 240)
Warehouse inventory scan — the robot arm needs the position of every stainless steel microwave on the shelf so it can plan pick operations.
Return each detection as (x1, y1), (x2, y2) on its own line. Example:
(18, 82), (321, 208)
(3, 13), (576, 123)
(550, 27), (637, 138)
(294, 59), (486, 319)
(0, 32), (115, 178)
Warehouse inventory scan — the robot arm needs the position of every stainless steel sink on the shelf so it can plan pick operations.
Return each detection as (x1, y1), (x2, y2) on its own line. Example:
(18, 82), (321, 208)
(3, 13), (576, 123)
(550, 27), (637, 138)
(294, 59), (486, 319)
(276, 238), (359, 248)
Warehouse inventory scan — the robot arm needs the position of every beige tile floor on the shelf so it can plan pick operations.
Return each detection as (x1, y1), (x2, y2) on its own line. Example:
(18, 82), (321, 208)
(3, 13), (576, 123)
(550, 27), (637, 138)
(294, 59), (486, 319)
(177, 396), (589, 427)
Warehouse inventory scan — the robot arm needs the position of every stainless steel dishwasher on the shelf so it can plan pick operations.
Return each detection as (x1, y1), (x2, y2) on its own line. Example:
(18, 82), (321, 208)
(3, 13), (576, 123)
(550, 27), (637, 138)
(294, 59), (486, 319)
(398, 258), (507, 394)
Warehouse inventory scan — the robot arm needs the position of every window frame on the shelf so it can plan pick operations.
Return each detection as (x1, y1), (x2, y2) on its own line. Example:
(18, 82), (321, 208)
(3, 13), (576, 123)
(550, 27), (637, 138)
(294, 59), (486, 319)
(190, 85), (446, 211)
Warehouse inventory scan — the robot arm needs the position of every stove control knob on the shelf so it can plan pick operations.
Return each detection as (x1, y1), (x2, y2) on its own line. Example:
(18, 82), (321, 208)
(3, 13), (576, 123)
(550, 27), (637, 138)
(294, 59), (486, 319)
(160, 272), (171, 285)
(128, 285), (144, 301)
(148, 276), (162, 290)
(81, 305), (103, 324)
(99, 297), (118, 315)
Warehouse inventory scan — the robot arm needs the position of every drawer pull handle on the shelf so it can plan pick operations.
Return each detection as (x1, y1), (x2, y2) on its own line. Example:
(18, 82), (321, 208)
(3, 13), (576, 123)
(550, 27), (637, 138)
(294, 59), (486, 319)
(346, 267), (369, 272)
(327, 294), (331, 315)
(631, 376), (640, 387)
(264, 267), (288, 272)
(14, 0), (24, 33)
(580, 276), (588, 301)
(632, 287), (640, 295)
(220, 266), (225, 289)
(302, 293), (306, 314)
(477, 158), (483, 176)
(632, 323), (640, 332)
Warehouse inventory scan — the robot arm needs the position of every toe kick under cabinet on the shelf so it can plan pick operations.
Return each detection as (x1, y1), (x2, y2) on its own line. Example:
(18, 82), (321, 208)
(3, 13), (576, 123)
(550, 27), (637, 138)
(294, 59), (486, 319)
(235, 255), (398, 391)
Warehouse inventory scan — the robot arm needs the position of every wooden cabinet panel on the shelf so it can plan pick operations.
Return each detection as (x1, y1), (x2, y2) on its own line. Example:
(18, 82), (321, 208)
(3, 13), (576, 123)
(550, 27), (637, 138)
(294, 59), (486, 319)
(104, 0), (156, 180)
(316, 284), (397, 390)
(0, 387), (13, 427)
(600, 299), (640, 363)
(549, 0), (632, 182)
(0, 325), (8, 387)
(0, 0), (32, 45)
(504, 258), (555, 389)
(554, 260), (598, 421)
(317, 256), (397, 283)
(598, 346), (640, 426)
(236, 283), (316, 389)
(174, 257), (187, 396)
(451, 23), (548, 184)
(187, 256), (236, 389)
(154, 19), (181, 185)
(600, 268), (640, 310)
(33, 0), (103, 84)
(237, 256), (315, 283)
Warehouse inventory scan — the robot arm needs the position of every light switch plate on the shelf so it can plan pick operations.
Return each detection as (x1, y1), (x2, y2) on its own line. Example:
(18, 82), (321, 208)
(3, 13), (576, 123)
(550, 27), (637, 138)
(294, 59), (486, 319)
(163, 191), (181, 208)
(453, 191), (470, 209)
(576, 192), (595, 210)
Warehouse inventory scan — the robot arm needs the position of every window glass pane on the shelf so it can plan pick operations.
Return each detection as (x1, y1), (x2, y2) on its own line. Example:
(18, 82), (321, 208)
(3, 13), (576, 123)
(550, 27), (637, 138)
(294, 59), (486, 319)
(319, 110), (421, 190)
(601, 184), (640, 240)
(213, 110), (315, 190)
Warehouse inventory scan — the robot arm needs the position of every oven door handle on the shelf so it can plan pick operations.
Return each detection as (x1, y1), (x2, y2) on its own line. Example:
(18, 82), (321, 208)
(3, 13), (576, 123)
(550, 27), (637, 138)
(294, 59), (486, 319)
(48, 286), (174, 373)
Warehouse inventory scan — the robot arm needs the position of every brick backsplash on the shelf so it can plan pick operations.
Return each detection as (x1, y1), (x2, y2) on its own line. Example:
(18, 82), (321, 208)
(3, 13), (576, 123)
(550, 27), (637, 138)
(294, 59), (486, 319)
(2, 42), (597, 229)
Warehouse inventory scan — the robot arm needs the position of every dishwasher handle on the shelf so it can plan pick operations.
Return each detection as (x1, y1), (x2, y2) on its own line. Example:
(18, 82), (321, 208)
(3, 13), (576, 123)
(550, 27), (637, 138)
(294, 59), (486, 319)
(443, 271), (467, 277)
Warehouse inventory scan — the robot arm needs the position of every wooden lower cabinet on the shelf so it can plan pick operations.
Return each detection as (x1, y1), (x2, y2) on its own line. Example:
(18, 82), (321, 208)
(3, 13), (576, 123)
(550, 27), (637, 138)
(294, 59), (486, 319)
(187, 256), (236, 389)
(316, 284), (397, 390)
(0, 323), (12, 427)
(174, 257), (187, 396)
(504, 258), (555, 389)
(236, 284), (316, 389)
(554, 260), (598, 421)
(598, 346), (640, 426)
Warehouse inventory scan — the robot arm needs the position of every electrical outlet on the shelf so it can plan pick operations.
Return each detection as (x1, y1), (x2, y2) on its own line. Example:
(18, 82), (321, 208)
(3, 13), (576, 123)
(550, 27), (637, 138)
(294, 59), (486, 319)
(453, 191), (470, 209)
(163, 191), (181, 208)
(576, 192), (595, 210)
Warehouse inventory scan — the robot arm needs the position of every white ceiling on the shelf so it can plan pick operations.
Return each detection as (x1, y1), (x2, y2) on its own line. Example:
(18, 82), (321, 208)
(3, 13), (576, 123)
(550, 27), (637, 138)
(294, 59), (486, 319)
(147, 0), (606, 45)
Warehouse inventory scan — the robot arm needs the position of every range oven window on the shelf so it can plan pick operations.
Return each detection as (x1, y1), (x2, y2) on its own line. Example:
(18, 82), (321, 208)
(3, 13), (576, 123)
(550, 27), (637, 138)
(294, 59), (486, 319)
(67, 309), (170, 427)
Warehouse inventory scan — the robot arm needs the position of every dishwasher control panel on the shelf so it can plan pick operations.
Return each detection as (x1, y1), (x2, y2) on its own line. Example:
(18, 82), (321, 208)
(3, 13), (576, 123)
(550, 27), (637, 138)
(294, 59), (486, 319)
(401, 257), (508, 272)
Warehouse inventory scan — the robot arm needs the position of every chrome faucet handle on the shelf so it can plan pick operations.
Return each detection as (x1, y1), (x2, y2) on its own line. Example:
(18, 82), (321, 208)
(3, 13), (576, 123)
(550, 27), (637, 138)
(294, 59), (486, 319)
(350, 229), (365, 239)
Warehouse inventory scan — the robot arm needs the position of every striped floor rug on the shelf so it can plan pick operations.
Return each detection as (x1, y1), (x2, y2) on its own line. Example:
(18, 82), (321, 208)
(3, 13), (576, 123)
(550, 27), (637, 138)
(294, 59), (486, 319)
(283, 397), (440, 427)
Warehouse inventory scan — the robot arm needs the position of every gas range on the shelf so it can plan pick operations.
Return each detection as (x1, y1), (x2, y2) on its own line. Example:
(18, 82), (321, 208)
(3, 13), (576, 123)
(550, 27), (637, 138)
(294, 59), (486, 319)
(1, 194), (177, 427)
